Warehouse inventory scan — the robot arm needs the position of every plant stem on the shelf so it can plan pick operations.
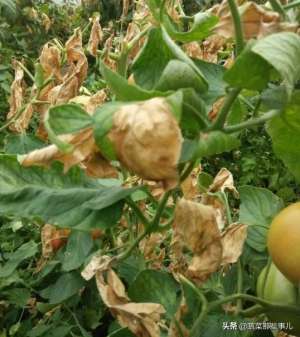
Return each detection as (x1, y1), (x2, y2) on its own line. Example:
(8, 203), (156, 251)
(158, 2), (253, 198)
(236, 260), (243, 314)
(241, 305), (265, 317)
(117, 228), (150, 262)
(284, 0), (300, 10)
(179, 276), (208, 337)
(208, 293), (300, 315)
(269, 0), (287, 19)
(151, 189), (173, 229)
(223, 109), (280, 133)
(180, 161), (195, 182)
(0, 106), (25, 132)
(126, 197), (151, 227)
(16, 61), (35, 83)
(220, 191), (232, 225)
(210, 88), (241, 130)
(127, 27), (149, 50)
(227, 0), (245, 55)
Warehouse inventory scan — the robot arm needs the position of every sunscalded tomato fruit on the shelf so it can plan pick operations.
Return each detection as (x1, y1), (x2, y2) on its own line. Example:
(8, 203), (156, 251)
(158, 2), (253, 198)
(257, 262), (300, 336)
(267, 202), (300, 284)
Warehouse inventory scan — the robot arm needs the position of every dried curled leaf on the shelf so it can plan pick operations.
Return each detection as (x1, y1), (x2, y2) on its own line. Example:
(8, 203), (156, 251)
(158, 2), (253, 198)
(171, 198), (247, 283)
(21, 92), (117, 178)
(208, 168), (238, 197)
(139, 233), (165, 269)
(201, 168), (239, 230)
(81, 254), (114, 281)
(181, 166), (201, 200)
(41, 13), (51, 32)
(109, 98), (183, 189)
(171, 199), (222, 283)
(88, 16), (103, 57)
(210, 1), (298, 40)
(40, 43), (62, 81)
(41, 224), (70, 258)
(96, 269), (165, 337)
(6, 61), (33, 133)
(221, 223), (248, 265)
(65, 28), (88, 86)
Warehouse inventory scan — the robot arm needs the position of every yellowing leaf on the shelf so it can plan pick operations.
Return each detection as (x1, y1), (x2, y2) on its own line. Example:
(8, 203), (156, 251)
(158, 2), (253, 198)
(109, 98), (183, 189)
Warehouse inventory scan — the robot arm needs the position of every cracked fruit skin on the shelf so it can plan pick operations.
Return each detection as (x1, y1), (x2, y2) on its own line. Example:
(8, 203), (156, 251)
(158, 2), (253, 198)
(257, 262), (300, 336)
(267, 202), (300, 284)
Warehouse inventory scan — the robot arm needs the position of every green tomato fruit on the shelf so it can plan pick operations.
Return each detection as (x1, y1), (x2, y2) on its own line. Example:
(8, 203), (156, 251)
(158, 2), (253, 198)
(257, 262), (300, 336)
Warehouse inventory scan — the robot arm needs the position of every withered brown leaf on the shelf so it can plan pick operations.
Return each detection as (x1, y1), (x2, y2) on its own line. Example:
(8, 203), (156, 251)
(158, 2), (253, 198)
(88, 16), (103, 57)
(109, 98), (183, 189)
(221, 223), (247, 265)
(96, 269), (165, 337)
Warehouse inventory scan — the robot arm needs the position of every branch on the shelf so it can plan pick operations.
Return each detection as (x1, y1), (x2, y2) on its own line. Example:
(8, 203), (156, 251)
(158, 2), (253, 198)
(227, 0), (245, 55)
(210, 88), (241, 130)
(223, 109), (280, 133)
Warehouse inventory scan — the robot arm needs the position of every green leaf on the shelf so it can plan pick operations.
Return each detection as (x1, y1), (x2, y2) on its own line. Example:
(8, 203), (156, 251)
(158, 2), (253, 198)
(261, 85), (289, 110)
(62, 231), (93, 271)
(0, 155), (136, 230)
(180, 131), (240, 162)
(46, 103), (93, 135)
(4, 134), (45, 154)
(128, 270), (180, 317)
(239, 186), (284, 252)
(146, 0), (163, 21)
(180, 89), (208, 136)
(131, 28), (174, 90)
(267, 91), (300, 182)
(252, 32), (300, 87)
(224, 42), (271, 91)
(93, 101), (121, 160)
(40, 272), (85, 304)
(0, 241), (38, 278)
(27, 324), (51, 337)
(44, 103), (93, 153)
(155, 60), (205, 93)
(117, 255), (146, 285)
(46, 326), (72, 337)
(194, 59), (226, 106)
(161, 26), (208, 92)
(3, 288), (31, 307)
(224, 33), (300, 90)
(194, 314), (248, 337)
(100, 61), (169, 101)
(163, 12), (218, 43)
(9, 323), (20, 336)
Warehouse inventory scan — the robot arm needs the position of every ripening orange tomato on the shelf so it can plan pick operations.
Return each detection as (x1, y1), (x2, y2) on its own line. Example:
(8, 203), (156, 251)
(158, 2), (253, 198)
(267, 202), (300, 284)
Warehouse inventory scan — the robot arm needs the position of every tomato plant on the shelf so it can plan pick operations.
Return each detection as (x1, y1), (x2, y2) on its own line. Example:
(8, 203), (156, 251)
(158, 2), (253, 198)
(1, 0), (300, 336)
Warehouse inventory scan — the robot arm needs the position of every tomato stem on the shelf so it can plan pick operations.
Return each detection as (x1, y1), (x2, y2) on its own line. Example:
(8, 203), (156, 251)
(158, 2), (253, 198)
(223, 109), (281, 134)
